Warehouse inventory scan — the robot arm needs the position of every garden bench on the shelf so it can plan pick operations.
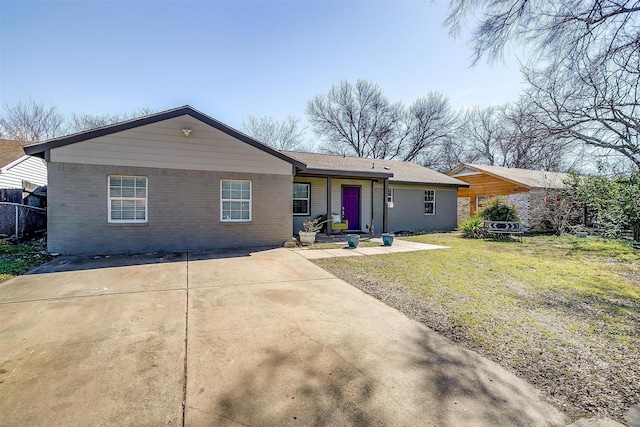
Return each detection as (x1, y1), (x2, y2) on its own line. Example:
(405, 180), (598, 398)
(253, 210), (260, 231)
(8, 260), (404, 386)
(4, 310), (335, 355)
(483, 221), (523, 242)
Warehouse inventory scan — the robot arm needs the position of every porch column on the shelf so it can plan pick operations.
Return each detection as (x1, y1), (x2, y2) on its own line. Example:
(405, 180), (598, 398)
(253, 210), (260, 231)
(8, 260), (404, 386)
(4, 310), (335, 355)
(326, 176), (332, 235)
(383, 178), (389, 233)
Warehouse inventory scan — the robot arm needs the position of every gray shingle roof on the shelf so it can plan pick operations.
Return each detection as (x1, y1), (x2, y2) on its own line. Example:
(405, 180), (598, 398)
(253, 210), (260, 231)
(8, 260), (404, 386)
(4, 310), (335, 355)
(450, 163), (569, 189)
(282, 151), (468, 187)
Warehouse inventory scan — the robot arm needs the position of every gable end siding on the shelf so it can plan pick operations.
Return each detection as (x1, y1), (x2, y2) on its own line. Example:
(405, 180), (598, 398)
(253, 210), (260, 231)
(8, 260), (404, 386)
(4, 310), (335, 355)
(49, 116), (292, 176)
(0, 156), (47, 189)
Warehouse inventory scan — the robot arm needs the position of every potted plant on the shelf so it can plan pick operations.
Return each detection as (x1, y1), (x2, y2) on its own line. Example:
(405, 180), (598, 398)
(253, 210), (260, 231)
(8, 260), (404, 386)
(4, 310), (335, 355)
(381, 232), (394, 246)
(346, 234), (360, 248)
(299, 218), (324, 245)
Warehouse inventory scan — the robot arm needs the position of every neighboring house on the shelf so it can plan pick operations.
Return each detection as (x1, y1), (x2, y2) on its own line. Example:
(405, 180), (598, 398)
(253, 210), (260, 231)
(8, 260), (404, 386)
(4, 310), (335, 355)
(25, 106), (468, 255)
(448, 163), (569, 231)
(0, 139), (47, 190)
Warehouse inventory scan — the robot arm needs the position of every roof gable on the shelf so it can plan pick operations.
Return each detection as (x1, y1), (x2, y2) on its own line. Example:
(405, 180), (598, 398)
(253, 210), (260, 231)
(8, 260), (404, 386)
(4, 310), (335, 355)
(23, 105), (303, 167)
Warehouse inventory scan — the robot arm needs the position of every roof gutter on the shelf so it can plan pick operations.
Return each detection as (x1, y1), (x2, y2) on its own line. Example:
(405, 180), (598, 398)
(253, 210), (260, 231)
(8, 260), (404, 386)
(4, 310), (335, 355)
(296, 167), (393, 180)
(390, 179), (470, 188)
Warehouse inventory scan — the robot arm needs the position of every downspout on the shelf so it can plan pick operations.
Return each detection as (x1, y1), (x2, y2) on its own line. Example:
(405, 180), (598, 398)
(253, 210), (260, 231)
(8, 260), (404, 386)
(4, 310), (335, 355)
(370, 180), (374, 235)
(326, 177), (332, 235)
(383, 178), (389, 233)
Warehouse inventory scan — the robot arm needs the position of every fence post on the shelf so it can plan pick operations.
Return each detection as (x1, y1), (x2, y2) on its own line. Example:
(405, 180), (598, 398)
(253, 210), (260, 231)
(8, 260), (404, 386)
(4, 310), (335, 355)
(15, 204), (18, 239)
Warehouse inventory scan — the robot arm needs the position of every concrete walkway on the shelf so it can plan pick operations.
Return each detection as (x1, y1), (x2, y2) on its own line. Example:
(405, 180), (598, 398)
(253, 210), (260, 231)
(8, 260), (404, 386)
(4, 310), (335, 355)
(293, 237), (447, 259)
(0, 247), (572, 426)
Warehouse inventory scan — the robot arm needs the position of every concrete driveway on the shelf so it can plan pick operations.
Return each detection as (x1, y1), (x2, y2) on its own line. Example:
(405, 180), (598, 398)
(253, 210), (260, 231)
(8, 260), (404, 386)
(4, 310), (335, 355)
(0, 247), (567, 426)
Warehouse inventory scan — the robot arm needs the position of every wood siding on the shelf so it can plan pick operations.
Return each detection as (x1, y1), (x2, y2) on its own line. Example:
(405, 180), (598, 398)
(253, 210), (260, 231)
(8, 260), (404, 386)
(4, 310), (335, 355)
(454, 172), (529, 217)
(0, 156), (47, 189)
(50, 115), (292, 176)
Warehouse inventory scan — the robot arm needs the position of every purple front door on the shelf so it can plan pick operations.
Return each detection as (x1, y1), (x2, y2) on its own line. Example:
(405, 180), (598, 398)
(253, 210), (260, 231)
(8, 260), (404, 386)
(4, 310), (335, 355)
(342, 186), (360, 231)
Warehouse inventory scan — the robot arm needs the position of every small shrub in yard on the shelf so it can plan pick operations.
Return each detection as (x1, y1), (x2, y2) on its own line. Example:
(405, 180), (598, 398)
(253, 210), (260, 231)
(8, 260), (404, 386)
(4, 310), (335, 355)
(479, 197), (521, 222)
(460, 216), (484, 238)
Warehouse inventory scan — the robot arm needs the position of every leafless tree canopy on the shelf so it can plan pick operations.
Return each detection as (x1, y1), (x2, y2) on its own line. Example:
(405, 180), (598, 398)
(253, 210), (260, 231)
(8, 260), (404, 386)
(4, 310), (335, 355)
(68, 107), (156, 133)
(241, 115), (306, 151)
(0, 99), (65, 141)
(445, 0), (640, 169)
(445, 0), (640, 66)
(306, 79), (401, 158)
(0, 101), (157, 142)
(454, 101), (569, 171)
(306, 79), (456, 164)
(525, 62), (640, 169)
(397, 93), (456, 164)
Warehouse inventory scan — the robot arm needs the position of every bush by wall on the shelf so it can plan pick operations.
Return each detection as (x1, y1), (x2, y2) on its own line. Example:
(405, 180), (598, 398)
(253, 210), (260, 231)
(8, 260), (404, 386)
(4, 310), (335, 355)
(479, 197), (521, 222)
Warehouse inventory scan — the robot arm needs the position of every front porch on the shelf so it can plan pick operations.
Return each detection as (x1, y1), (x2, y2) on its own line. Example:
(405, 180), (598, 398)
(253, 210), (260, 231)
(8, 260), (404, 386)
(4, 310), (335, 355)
(292, 174), (391, 236)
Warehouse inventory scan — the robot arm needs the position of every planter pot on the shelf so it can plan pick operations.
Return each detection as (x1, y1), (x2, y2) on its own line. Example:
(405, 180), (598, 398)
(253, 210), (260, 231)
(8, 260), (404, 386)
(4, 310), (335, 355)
(299, 231), (316, 246)
(382, 233), (395, 246)
(346, 234), (360, 248)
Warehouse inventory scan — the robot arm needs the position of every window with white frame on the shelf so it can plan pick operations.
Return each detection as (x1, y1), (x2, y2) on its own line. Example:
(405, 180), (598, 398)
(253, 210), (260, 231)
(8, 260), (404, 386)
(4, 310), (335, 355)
(386, 187), (394, 206)
(424, 190), (435, 215)
(108, 175), (147, 223)
(293, 183), (310, 216)
(221, 180), (251, 222)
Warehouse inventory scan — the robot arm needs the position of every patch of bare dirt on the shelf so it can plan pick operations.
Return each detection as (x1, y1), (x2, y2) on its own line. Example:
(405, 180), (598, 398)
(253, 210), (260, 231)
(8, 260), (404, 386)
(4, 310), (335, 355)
(317, 265), (640, 425)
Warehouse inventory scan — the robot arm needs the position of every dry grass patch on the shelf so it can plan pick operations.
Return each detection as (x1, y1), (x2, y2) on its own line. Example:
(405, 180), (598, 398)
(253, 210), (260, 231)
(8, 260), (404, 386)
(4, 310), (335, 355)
(313, 233), (640, 423)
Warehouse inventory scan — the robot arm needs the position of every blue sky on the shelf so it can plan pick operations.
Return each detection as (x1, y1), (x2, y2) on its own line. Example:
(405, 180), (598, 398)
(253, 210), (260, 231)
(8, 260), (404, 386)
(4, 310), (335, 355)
(1, 0), (525, 132)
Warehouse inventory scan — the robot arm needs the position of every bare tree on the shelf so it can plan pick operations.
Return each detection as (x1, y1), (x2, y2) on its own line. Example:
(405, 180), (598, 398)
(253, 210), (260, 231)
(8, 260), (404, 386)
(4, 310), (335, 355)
(306, 79), (402, 158)
(242, 115), (306, 151)
(396, 93), (457, 164)
(0, 99), (65, 141)
(68, 107), (156, 133)
(306, 79), (456, 163)
(444, 0), (640, 169)
(458, 106), (503, 166)
(68, 112), (122, 133)
(498, 99), (569, 171)
(455, 102), (568, 171)
(525, 63), (640, 169)
(429, 132), (480, 172)
(445, 0), (640, 66)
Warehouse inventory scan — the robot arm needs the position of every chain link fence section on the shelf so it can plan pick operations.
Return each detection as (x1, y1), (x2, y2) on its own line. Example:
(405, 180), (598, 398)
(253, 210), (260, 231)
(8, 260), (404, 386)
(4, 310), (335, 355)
(0, 202), (47, 240)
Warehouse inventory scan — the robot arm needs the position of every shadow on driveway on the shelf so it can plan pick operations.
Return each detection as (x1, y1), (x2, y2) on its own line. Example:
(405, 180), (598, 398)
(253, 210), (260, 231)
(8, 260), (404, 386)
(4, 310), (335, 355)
(1, 247), (567, 426)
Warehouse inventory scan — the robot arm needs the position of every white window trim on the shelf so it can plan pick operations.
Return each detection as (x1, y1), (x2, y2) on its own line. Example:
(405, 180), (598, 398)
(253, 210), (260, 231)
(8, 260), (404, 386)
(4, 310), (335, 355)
(424, 190), (436, 215)
(386, 188), (394, 203)
(293, 182), (311, 216)
(107, 175), (148, 224)
(220, 179), (252, 222)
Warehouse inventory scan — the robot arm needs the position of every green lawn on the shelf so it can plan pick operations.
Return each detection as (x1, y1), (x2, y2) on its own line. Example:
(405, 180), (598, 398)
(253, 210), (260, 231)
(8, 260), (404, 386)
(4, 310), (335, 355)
(0, 245), (51, 282)
(313, 233), (640, 422)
